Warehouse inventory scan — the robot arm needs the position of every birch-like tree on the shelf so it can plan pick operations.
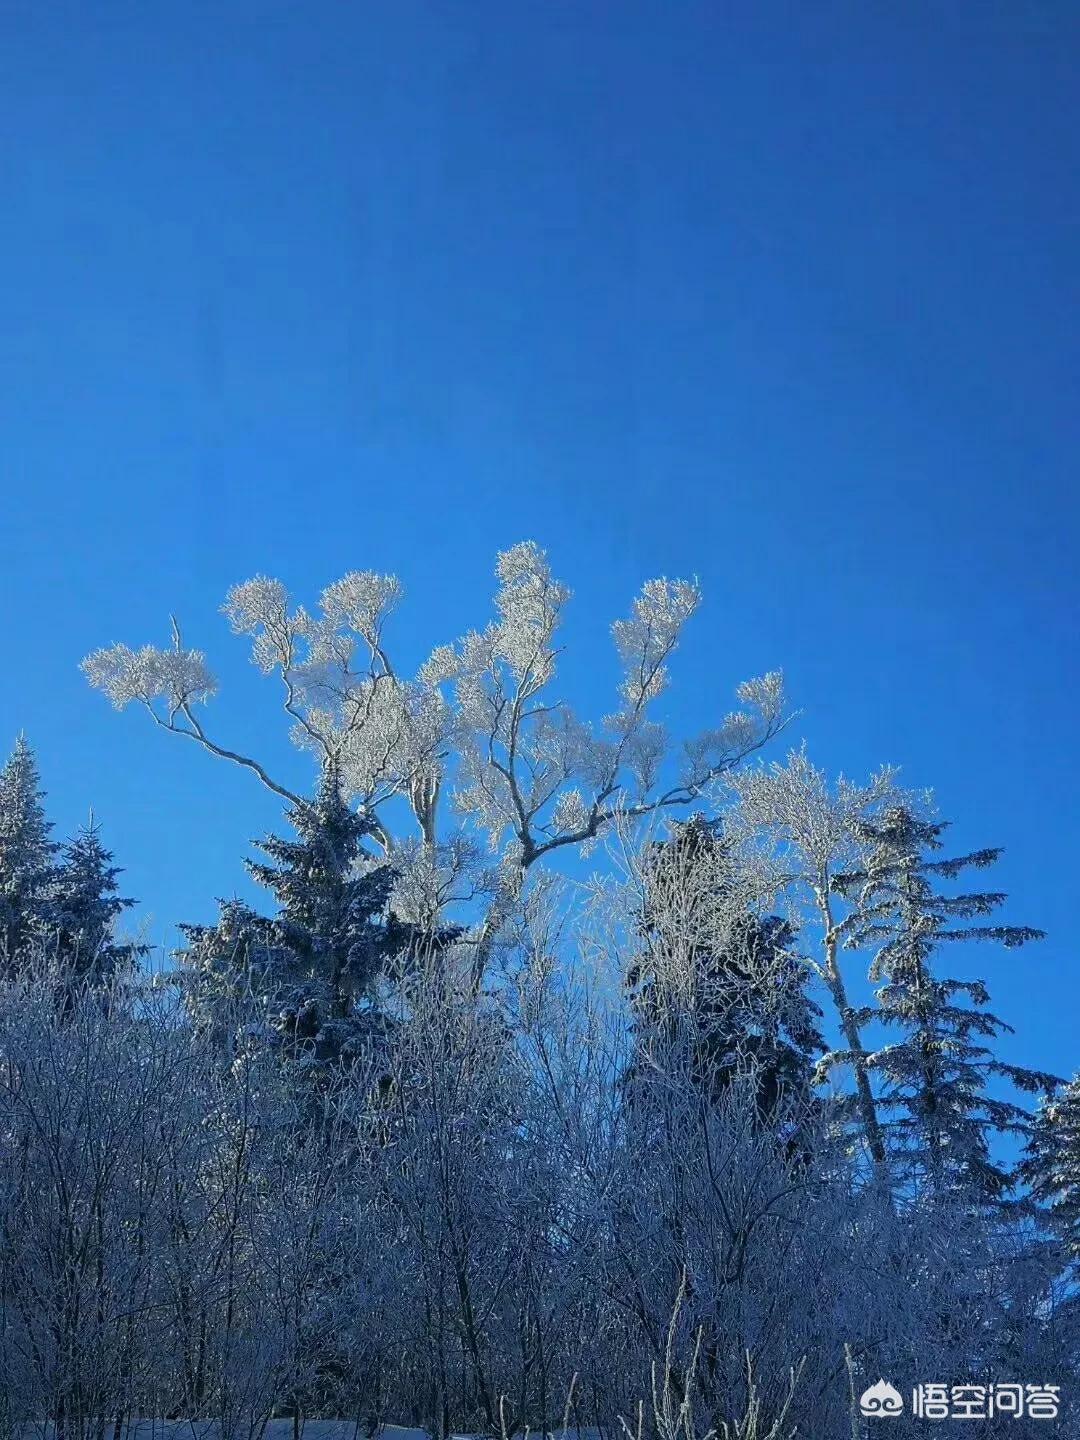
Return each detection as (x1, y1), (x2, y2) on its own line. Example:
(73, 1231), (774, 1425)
(724, 749), (899, 1167)
(82, 543), (787, 986)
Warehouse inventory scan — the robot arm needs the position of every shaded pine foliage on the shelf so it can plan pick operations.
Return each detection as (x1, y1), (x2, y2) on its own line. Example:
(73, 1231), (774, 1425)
(1024, 1076), (1080, 1271)
(53, 820), (146, 993)
(180, 764), (398, 1073)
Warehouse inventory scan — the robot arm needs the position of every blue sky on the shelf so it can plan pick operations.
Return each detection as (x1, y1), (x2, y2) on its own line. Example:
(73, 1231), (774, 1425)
(2, 3), (1078, 1079)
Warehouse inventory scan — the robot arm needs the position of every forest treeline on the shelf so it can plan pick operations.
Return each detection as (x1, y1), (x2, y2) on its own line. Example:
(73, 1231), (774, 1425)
(1, 544), (1078, 1438)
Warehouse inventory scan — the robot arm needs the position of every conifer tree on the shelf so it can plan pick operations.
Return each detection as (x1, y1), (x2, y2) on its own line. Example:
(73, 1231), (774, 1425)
(53, 820), (145, 992)
(180, 764), (398, 1073)
(1023, 1077), (1080, 1271)
(831, 805), (1057, 1202)
(178, 895), (268, 1043)
(630, 814), (823, 1127)
(0, 736), (59, 968)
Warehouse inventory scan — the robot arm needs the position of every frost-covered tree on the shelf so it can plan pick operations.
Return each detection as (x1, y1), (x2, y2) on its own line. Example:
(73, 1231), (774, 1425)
(0, 736), (59, 967)
(0, 887), (1073, 1434)
(52, 820), (145, 995)
(628, 814), (823, 1126)
(82, 543), (788, 987)
(725, 749), (900, 1166)
(180, 764), (397, 1075)
(1024, 1076), (1080, 1270)
(175, 897), (266, 1054)
(831, 805), (1057, 1202)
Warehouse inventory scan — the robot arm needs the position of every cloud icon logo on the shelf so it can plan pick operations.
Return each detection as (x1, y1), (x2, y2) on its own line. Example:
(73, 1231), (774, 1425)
(860, 1379), (904, 1417)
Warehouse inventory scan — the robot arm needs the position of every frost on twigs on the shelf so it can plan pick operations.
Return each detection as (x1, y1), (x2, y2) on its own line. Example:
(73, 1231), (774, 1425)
(82, 543), (789, 905)
(680, 672), (787, 793)
(218, 570), (455, 821)
(390, 833), (495, 932)
(320, 570), (403, 645)
(725, 746), (902, 885)
(611, 576), (700, 714)
(81, 643), (218, 714)
(450, 548), (786, 866)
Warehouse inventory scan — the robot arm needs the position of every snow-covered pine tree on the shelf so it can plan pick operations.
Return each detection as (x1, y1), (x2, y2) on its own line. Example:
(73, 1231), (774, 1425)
(0, 736), (59, 969)
(52, 820), (145, 993)
(831, 804), (1057, 1202)
(180, 763), (397, 1074)
(177, 895), (268, 1048)
(629, 814), (824, 1127)
(1023, 1076), (1080, 1271)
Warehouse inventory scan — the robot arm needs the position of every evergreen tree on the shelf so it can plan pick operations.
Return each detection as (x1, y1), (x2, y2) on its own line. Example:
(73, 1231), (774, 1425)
(178, 897), (272, 1055)
(180, 764), (398, 1074)
(52, 819), (145, 992)
(1023, 1076), (1080, 1271)
(0, 736), (59, 968)
(832, 805), (1057, 1202)
(629, 814), (823, 1127)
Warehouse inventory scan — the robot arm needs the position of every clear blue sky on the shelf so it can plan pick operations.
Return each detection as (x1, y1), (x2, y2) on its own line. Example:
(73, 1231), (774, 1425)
(2, 3), (1077, 1079)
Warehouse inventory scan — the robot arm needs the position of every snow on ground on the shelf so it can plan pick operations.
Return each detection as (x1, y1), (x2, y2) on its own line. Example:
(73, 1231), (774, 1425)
(22, 1427), (433, 1440)
(21, 1425), (598, 1440)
